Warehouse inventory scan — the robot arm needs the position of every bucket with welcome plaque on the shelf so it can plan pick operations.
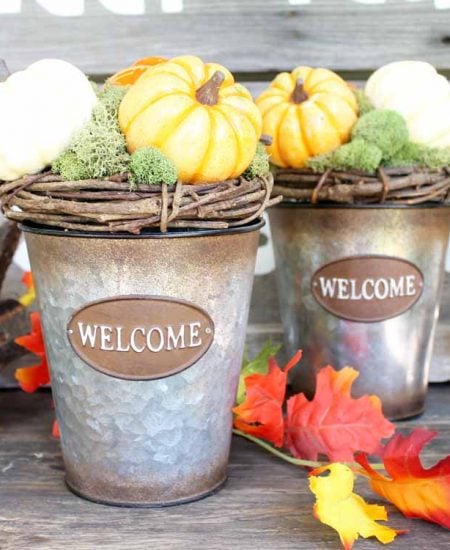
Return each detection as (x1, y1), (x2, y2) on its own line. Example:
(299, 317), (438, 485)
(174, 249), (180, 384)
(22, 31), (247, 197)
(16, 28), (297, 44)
(268, 205), (450, 420)
(22, 221), (263, 505)
(0, 55), (281, 505)
(256, 61), (450, 419)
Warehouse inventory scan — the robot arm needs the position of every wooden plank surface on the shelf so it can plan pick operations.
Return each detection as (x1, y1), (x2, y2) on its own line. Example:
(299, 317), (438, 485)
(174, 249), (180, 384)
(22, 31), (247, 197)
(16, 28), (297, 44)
(1, 1), (450, 75)
(0, 386), (449, 550)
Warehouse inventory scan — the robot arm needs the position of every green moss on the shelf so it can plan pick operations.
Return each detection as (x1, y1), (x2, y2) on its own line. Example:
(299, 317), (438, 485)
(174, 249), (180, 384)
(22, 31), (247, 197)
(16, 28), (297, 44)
(307, 150), (335, 173)
(243, 143), (270, 180)
(308, 139), (382, 174)
(384, 141), (422, 167)
(386, 141), (450, 169)
(352, 109), (409, 159)
(129, 147), (178, 185)
(52, 151), (91, 181)
(334, 139), (383, 172)
(308, 109), (408, 174)
(52, 85), (130, 180)
(353, 88), (374, 116)
(307, 106), (450, 173)
(420, 146), (450, 169)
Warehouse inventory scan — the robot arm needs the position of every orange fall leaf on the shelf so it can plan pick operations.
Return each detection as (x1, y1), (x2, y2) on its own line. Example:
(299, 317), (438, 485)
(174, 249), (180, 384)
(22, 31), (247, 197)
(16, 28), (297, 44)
(357, 429), (450, 530)
(107, 56), (167, 86)
(15, 312), (50, 393)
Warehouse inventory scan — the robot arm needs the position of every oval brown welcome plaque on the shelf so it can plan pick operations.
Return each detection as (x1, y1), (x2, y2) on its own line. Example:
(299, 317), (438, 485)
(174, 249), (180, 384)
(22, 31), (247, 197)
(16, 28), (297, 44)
(311, 256), (424, 323)
(67, 296), (215, 380)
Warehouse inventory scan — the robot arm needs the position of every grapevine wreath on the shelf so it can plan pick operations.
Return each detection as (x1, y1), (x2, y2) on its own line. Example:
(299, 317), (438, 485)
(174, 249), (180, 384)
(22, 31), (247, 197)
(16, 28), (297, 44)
(0, 56), (281, 233)
(256, 61), (450, 205)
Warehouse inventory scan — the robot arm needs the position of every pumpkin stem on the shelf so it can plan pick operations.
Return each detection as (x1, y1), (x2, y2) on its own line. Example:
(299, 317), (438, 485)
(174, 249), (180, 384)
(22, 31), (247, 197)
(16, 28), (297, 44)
(291, 78), (309, 104)
(260, 134), (273, 146)
(196, 71), (225, 105)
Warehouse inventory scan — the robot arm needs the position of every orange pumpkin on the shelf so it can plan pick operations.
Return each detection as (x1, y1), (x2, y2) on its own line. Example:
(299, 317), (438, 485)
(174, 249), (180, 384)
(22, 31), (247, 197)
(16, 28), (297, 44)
(107, 56), (167, 86)
(256, 67), (358, 168)
(119, 55), (262, 184)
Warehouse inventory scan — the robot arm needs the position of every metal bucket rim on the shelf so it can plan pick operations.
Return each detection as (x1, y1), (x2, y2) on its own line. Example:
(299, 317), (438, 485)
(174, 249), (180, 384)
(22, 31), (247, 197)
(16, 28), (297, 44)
(273, 201), (450, 210)
(19, 218), (265, 239)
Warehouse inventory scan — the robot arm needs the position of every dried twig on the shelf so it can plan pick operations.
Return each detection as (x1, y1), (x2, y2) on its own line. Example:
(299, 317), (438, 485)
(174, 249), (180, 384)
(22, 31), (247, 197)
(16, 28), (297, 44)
(0, 173), (278, 233)
(274, 167), (450, 205)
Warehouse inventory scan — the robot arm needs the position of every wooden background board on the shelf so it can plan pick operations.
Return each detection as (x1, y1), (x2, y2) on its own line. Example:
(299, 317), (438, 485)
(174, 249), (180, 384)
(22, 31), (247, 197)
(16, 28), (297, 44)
(0, 1), (450, 77)
(0, 386), (449, 549)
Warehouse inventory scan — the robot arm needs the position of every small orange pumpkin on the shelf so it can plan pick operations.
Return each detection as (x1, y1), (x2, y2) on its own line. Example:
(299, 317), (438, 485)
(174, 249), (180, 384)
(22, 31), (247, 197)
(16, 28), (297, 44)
(119, 55), (262, 184)
(107, 56), (167, 86)
(256, 67), (358, 168)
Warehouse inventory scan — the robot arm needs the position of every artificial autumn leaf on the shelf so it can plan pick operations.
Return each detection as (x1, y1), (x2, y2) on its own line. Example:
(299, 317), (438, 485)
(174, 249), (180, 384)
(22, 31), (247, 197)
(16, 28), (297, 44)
(18, 271), (36, 308)
(15, 311), (45, 355)
(236, 341), (281, 405)
(309, 463), (405, 550)
(357, 429), (450, 529)
(285, 366), (395, 461)
(15, 363), (49, 393)
(15, 312), (50, 393)
(107, 56), (167, 86)
(22, 271), (33, 289)
(233, 350), (302, 447)
(52, 420), (60, 439)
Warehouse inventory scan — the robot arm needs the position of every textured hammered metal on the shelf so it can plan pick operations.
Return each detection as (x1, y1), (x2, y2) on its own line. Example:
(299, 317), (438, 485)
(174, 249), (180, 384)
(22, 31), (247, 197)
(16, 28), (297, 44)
(269, 206), (450, 420)
(23, 224), (261, 506)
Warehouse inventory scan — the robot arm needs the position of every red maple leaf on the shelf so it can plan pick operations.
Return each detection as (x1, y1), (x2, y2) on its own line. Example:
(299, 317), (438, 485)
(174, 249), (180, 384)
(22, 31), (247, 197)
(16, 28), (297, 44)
(233, 350), (302, 447)
(285, 366), (395, 462)
(15, 312), (50, 393)
(357, 429), (450, 529)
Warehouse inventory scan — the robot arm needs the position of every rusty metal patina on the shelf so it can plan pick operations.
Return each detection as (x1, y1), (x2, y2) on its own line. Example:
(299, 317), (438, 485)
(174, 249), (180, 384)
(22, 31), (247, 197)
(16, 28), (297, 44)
(269, 205), (450, 420)
(23, 220), (262, 507)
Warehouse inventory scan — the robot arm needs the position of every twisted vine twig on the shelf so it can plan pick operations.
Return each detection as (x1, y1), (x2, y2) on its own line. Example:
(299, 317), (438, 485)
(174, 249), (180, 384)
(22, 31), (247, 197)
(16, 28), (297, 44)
(274, 167), (450, 205)
(0, 173), (282, 234)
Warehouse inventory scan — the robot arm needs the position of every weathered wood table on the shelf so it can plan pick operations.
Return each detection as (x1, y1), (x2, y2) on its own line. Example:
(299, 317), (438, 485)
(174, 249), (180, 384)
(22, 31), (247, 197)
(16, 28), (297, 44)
(0, 386), (448, 550)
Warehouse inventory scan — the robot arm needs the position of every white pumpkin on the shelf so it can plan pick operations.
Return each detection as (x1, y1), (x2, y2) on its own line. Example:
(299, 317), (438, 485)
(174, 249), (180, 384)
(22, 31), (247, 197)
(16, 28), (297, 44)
(0, 59), (97, 181)
(365, 61), (450, 148)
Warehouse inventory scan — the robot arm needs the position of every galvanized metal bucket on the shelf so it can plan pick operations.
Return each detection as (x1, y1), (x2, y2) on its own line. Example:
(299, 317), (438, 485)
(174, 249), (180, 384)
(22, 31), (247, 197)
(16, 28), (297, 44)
(22, 220), (263, 507)
(269, 205), (450, 420)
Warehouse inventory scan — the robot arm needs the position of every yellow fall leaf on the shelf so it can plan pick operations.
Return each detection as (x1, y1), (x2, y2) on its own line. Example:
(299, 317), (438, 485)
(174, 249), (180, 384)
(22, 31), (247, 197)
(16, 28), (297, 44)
(309, 463), (405, 550)
(18, 286), (36, 308)
(18, 271), (36, 308)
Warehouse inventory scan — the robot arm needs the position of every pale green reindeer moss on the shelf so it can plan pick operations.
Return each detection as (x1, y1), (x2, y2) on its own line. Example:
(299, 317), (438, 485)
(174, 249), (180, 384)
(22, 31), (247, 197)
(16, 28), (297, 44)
(97, 85), (129, 116)
(53, 85), (130, 180)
